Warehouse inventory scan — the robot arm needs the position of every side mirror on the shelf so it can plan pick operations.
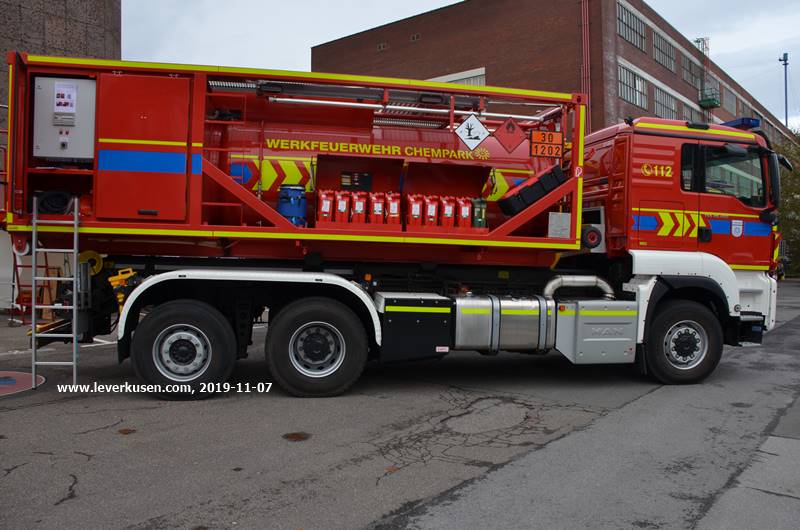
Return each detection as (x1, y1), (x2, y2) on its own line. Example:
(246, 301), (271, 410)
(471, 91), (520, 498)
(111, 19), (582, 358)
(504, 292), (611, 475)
(759, 208), (778, 225)
(778, 154), (793, 172)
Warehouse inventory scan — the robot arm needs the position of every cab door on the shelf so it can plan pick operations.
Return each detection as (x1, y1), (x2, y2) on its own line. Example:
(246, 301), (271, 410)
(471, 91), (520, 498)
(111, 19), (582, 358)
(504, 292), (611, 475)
(694, 141), (771, 269)
(631, 133), (699, 252)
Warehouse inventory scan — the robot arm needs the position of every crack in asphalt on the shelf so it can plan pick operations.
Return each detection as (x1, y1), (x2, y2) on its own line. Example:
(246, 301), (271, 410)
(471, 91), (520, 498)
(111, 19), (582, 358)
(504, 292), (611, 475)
(74, 418), (123, 435)
(53, 474), (78, 506)
(2, 462), (27, 479)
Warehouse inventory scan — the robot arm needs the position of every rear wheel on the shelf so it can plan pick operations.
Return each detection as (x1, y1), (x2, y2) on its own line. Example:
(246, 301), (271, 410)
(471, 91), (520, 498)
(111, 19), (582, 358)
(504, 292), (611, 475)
(266, 297), (367, 397)
(645, 300), (723, 384)
(132, 300), (236, 398)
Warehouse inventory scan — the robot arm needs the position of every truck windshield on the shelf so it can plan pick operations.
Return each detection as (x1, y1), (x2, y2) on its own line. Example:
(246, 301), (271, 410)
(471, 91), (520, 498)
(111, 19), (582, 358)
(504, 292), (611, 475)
(704, 148), (765, 207)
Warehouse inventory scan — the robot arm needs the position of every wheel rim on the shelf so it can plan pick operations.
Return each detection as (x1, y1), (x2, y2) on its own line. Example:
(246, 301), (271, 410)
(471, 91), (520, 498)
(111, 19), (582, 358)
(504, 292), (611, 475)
(288, 321), (346, 378)
(152, 324), (212, 382)
(663, 320), (708, 370)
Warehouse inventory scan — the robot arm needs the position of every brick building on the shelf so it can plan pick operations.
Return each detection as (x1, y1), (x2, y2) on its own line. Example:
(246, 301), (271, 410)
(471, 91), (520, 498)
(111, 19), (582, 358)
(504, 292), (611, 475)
(312, 0), (792, 144)
(0, 0), (122, 127)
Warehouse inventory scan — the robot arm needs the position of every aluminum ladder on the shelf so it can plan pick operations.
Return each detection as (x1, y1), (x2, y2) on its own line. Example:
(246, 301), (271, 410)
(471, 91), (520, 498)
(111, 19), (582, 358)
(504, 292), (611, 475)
(31, 195), (80, 387)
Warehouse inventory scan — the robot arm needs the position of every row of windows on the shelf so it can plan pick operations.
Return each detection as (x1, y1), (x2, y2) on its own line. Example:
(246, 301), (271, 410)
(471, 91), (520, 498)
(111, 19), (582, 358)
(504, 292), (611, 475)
(376, 33), (422, 51)
(617, 3), (646, 51)
(653, 87), (677, 119)
(616, 2), (735, 107)
(618, 65), (648, 109)
(682, 58), (703, 91)
(619, 65), (709, 121)
(652, 32), (676, 72)
(615, 1), (784, 135)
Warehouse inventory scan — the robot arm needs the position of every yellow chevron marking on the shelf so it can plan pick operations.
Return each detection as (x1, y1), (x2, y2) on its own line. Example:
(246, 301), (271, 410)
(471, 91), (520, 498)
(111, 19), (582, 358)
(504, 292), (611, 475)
(255, 160), (279, 191)
(657, 212), (675, 236)
(688, 212), (706, 238)
(278, 160), (303, 185)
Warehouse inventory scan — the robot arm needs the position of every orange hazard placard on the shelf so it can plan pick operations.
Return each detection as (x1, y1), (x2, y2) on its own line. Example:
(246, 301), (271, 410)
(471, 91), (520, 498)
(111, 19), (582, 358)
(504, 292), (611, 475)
(530, 131), (563, 158)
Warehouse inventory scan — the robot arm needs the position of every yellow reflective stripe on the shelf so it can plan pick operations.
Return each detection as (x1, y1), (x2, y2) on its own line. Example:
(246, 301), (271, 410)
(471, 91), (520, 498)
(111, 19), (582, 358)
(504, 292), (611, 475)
(773, 245), (780, 261)
(558, 309), (576, 316)
(5, 212), (13, 223)
(385, 305), (451, 314)
(232, 154), (314, 162)
(27, 54), (219, 72)
(576, 105), (585, 167)
(500, 309), (540, 315)
(27, 55), (573, 101)
(6, 224), (215, 237)
(99, 138), (187, 147)
(461, 308), (491, 315)
(5, 224), (580, 249)
(580, 310), (637, 317)
(730, 264), (770, 271)
(632, 207), (760, 220)
(576, 177), (583, 233)
(191, 142), (203, 148)
(495, 168), (534, 175)
(634, 122), (755, 139)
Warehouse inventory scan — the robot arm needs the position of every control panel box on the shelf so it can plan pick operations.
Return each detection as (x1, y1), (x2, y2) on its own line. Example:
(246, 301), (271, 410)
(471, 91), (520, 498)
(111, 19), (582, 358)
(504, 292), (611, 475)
(33, 77), (96, 160)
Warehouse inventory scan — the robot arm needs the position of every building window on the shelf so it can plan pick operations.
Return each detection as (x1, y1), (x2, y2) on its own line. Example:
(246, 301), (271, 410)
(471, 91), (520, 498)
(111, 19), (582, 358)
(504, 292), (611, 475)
(429, 67), (486, 86)
(377, 42), (388, 52)
(410, 33), (420, 42)
(618, 65), (648, 109)
(617, 2), (646, 51)
(683, 104), (703, 123)
(654, 87), (677, 119)
(722, 86), (737, 114)
(706, 76), (720, 93)
(682, 56), (702, 90)
(653, 32), (676, 72)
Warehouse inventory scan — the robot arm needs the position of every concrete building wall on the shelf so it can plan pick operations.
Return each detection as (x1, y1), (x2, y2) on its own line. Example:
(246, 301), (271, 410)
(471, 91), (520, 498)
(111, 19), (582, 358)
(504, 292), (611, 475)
(0, 0), (121, 310)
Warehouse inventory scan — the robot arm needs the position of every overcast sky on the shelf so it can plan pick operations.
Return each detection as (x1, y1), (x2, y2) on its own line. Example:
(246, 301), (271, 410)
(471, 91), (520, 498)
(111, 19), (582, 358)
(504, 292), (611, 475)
(122, 0), (800, 129)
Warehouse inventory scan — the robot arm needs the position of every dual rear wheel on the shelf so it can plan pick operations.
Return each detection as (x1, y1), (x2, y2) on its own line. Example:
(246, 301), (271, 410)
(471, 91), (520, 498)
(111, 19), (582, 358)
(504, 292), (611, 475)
(131, 297), (367, 397)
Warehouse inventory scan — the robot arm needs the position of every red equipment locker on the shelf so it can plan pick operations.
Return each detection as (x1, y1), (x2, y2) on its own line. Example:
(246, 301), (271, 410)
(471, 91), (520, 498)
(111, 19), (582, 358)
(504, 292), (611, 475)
(351, 192), (368, 224)
(369, 192), (385, 224)
(424, 195), (439, 226)
(386, 193), (401, 224)
(317, 189), (335, 222)
(406, 194), (424, 227)
(440, 196), (456, 228)
(456, 197), (473, 227)
(95, 74), (190, 221)
(335, 191), (351, 222)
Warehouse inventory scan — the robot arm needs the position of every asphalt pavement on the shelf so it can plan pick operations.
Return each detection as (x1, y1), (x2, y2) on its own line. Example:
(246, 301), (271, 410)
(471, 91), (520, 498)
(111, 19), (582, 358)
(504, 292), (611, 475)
(1, 280), (799, 529)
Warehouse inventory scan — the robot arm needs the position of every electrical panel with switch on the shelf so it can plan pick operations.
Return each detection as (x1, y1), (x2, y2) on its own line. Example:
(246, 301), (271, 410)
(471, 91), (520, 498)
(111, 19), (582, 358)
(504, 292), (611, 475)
(32, 77), (96, 160)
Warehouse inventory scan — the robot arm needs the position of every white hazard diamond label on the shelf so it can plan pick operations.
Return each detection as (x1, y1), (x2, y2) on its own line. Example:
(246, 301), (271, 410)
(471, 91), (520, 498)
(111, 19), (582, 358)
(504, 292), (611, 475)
(455, 114), (490, 150)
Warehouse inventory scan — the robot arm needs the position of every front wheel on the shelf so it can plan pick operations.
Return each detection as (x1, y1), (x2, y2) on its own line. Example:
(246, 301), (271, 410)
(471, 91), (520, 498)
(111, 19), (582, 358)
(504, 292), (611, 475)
(265, 297), (368, 397)
(645, 300), (723, 384)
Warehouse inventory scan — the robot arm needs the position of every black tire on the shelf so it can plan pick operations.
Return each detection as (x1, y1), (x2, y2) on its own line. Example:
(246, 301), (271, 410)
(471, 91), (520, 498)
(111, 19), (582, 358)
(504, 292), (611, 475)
(265, 297), (368, 397)
(131, 299), (236, 398)
(645, 300), (723, 384)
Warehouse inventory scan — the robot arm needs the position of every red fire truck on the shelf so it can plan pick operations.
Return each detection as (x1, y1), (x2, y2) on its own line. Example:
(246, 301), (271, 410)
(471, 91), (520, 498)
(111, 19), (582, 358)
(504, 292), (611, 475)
(2, 52), (789, 396)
